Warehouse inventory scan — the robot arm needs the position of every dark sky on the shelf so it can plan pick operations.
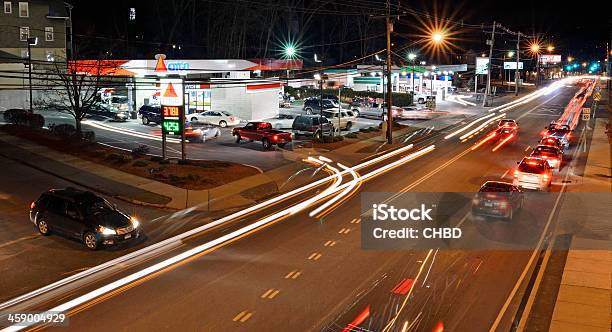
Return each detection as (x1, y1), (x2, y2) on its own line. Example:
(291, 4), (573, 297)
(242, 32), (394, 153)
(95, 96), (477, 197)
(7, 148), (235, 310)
(71, 0), (610, 63)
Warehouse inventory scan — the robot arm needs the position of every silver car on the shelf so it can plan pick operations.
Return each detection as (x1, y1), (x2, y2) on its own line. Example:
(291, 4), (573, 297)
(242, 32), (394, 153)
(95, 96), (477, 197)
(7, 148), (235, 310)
(321, 110), (356, 130)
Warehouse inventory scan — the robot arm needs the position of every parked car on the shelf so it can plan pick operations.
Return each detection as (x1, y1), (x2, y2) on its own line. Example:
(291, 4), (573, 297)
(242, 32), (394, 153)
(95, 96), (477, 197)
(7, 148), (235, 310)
(266, 114), (297, 129)
(321, 110), (356, 130)
(138, 105), (162, 125)
(292, 115), (338, 139)
(185, 124), (221, 143)
(232, 122), (292, 150)
(87, 103), (129, 122)
(189, 110), (240, 127)
(29, 188), (141, 250)
(472, 181), (524, 220)
(303, 99), (339, 115)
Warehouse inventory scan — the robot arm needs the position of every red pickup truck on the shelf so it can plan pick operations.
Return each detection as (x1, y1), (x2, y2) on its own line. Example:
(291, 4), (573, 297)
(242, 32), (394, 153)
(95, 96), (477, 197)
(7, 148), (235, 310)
(232, 122), (292, 150)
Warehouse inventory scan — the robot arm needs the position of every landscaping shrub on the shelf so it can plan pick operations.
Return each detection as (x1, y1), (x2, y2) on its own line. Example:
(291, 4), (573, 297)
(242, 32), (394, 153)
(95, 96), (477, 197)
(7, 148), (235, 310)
(51, 124), (77, 139)
(107, 153), (131, 163)
(27, 114), (45, 128)
(81, 130), (96, 142)
(133, 160), (149, 167)
(177, 159), (192, 165)
(150, 155), (163, 162)
(345, 132), (358, 139)
(131, 145), (150, 156)
(159, 159), (170, 164)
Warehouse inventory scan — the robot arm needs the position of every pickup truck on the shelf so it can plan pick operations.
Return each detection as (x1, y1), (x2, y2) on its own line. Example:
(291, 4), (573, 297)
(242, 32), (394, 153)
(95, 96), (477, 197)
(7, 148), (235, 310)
(232, 122), (292, 150)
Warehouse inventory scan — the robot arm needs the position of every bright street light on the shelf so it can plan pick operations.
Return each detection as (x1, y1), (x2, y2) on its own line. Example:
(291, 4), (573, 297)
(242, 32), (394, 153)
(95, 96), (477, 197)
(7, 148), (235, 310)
(285, 46), (296, 57)
(313, 73), (321, 80)
(407, 53), (417, 61)
(547, 45), (554, 52)
(507, 51), (514, 57)
(567, 56), (574, 62)
(530, 44), (540, 53)
(431, 32), (444, 43)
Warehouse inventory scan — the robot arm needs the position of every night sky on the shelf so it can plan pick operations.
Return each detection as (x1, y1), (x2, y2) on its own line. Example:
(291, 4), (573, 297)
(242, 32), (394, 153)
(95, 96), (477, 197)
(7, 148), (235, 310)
(70, 0), (610, 64)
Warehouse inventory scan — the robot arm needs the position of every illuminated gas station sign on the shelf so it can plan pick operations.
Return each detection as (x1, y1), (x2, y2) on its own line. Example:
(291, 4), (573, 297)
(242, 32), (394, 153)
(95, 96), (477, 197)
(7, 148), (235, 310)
(161, 105), (183, 135)
(160, 78), (184, 136)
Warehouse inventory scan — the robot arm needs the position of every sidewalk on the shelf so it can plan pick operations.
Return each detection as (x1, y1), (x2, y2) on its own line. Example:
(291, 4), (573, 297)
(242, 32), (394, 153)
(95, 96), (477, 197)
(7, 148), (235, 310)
(548, 114), (611, 331)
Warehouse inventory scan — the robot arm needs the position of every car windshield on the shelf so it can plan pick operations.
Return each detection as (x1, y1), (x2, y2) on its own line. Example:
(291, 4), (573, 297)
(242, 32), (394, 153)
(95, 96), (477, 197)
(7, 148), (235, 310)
(518, 161), (545, 173)
(82, 198), (115, 215)
(532, 150), (557, 158)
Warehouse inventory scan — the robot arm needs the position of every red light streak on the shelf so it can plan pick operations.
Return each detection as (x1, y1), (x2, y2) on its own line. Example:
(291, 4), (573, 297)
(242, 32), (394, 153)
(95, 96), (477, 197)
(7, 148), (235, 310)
(491, 133), (514, 152)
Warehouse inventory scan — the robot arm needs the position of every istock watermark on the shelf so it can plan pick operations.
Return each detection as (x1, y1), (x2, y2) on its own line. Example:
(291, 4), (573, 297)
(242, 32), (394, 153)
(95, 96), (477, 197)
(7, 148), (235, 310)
(361, 192), (610, 250)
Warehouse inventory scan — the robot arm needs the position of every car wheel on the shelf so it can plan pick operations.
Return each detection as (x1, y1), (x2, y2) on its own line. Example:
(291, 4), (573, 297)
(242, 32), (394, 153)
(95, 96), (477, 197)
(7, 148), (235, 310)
(305, 108), (313, 115)
(37, 218), (50, 235)
(345, 122), (352, 130)
(83, 232), (99, 250)
(418, 98), (425, 104)
(352, 110), (360, 117)
(234, 134), (241, 143)
(262, 138), (272, 150)
(219, 120), (227, 128)
(142, 116), (149, 125)
(191, 117), (198, 122)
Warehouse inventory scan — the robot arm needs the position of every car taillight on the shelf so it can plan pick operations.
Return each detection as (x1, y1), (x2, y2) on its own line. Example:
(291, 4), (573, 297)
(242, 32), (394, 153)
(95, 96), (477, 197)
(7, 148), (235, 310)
(514, 170), (519, 178)
(273, 135), (278, 141)
(542, 174), (549, 181)
(30, 201), (36, 209)
(499, 201), (508, 209)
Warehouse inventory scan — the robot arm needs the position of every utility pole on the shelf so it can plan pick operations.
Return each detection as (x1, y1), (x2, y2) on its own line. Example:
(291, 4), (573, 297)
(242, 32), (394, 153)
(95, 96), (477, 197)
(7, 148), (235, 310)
(180, 79), (186, 160)
(515, 32), (520, 96)
(385, 1), (393, 144)
(483, 21), (496, 107)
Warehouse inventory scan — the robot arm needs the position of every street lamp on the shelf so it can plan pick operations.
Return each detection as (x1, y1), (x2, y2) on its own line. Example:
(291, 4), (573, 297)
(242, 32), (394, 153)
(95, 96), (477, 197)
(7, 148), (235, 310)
(26, 37), (38, 112)
(507, 51), (514, 58)
(431, 32), (444, 44)
(567, 56), (574, 63)
(547, 45), (554, 52)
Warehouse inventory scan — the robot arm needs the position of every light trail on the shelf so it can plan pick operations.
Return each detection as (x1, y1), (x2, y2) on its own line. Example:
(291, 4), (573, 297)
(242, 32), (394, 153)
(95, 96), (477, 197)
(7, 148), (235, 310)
(444, 113), (497, 139)
(471, 131), (497, 150)
(491, 133), (514, 152)
(459, 113), (506, 141)
(308, 162), (359, 218)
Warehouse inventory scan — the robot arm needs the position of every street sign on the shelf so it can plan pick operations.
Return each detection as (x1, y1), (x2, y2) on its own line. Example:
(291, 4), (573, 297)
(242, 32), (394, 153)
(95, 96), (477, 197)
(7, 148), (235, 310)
(476, 57), (489, 75)
(582, 107), (591, 115)
(593, 92), (601, 101)
(582, 113), (590, 121)
(539, 55), (562, 64)
(503, 62), (524, 70)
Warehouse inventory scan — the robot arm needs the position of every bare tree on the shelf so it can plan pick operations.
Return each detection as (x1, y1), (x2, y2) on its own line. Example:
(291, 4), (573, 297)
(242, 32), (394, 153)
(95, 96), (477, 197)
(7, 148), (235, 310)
(41, 57), (116, 134)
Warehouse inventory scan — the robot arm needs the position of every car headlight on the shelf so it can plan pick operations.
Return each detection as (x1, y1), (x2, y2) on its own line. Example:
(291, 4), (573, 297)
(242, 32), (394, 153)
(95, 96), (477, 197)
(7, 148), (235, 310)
(130, 217), (140, 228)
(97, 225), (117, 235)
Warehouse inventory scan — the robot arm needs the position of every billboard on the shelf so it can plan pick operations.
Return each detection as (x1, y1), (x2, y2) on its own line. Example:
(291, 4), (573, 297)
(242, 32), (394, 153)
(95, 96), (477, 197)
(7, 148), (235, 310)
(503, 62), (524, 70)
(539, 55), (562, 64)
(476, 57), (489, 75)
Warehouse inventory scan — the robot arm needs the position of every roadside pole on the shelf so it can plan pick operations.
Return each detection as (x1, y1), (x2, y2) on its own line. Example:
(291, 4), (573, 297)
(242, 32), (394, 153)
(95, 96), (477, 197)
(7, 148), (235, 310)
(385, 7), (393, 144)
(180, 78), (186, 160)
(515, 32), (520, 96)
(337, 87), (341, 138)
(483, 21), (496, 107)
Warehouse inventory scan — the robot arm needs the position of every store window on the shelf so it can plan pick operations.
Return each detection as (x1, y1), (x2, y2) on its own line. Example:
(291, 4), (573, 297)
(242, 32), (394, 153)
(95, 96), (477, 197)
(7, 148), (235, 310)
(19, 26), (29, 41)
(18, 1), (28, 17)
(45, 27), (53, 41)
(4, 1), (11, 14)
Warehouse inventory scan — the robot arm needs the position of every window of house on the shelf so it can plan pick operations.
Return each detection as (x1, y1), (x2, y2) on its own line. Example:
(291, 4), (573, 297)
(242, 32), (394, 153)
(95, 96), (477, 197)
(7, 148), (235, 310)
(18, 1), (27, 17)
(4, 1), (11, 14)
(45, 27), (53, 41)
(19, 26), (29, 41)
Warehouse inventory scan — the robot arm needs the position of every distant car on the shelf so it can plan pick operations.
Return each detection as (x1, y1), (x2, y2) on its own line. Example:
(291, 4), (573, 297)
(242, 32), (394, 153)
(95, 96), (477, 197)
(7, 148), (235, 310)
(358, 103), (402, 119)
(546, 128), (571, 149)
(321, 110), (356, 130)
(498, 119), (518, 129)
(513, 157), (553, 191)
(88, 103), (129, 122)
(413, 92), (429, 104)
(266, 114), (297, 129)
(530, 145), (563, 170)
(539, 136), (565, 150)
(292, 115), (336, 139)
(29, 188), (141, 250)
(399, 106), (435, 120)
(232, 122), (292, 150)
(185, 124), (221, 143)
(138, 105), (162, 125)
(472, 181), (524, 220)
(189, 110), (240, 127)
(303, 99), (339, 115)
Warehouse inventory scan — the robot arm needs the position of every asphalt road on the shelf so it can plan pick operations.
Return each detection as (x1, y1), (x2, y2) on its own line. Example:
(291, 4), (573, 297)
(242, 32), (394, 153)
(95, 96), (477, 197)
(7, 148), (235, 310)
(30, 83), (593, 332)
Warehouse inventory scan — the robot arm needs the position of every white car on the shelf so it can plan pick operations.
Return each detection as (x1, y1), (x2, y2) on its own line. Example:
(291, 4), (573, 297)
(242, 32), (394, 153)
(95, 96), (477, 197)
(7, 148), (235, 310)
(321, 110), (357, 130)
(189, 111), (241, 127)
(513, 157), (553, 191)
(266, 114), (297, 129)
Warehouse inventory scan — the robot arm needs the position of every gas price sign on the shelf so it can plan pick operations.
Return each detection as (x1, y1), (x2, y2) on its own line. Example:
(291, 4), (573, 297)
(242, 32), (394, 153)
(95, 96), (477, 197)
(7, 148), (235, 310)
(161, 105), (184, 135)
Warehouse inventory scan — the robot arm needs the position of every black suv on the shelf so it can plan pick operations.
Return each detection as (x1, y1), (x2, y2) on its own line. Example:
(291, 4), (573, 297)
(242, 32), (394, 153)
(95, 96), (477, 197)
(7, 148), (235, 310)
(29, 188), (141, 250)
(303, 99), (338, 115)
(292, 115), (336, 139)
(138, 105), (162, 125)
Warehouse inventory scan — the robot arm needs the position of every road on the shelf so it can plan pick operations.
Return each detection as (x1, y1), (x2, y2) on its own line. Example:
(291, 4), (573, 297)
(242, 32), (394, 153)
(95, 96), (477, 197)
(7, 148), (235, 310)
(13, 82), (589, 332)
